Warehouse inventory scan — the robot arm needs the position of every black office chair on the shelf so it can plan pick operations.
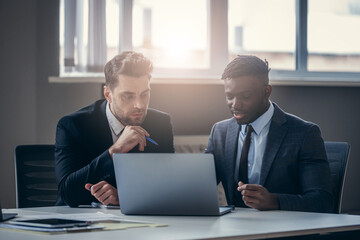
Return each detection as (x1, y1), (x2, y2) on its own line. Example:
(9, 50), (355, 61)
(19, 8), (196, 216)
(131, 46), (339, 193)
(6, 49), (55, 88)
(325, 141), (350, 214)
(14, 145), (58, 208)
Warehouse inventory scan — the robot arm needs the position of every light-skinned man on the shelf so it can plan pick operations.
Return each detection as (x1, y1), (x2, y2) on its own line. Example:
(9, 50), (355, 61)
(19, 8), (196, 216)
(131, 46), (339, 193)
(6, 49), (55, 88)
(206, 55), (333, 212)
(55, 51), (174, 207)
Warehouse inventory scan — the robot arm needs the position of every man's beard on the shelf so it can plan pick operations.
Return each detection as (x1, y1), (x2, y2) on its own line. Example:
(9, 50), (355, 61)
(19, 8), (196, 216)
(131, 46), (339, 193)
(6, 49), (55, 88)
(121, 111), (147, 126)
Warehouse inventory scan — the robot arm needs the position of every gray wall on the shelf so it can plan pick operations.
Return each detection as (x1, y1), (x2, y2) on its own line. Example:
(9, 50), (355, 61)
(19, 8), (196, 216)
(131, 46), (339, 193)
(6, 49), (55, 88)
(0, 0), (359, 213)
(0, 0), (38, 208)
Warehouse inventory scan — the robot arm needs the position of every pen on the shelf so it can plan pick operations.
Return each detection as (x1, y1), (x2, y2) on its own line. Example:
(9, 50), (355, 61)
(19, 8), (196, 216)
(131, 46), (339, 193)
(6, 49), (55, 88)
(91, 202), (102, 208)
(145, 136), (158, 145)
(91, 202), (120, 209)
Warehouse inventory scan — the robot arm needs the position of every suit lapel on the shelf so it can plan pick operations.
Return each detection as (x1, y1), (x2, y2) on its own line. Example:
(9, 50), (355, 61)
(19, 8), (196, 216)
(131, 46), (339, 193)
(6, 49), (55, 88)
(98, 100), (114, 151)
(260, 103), (287, 186)
(224, 119), (240, 186)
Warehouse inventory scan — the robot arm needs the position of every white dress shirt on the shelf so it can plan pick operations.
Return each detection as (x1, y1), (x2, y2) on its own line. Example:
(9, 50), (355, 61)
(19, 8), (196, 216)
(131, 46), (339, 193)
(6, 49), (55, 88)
(106, 102), (124, 143)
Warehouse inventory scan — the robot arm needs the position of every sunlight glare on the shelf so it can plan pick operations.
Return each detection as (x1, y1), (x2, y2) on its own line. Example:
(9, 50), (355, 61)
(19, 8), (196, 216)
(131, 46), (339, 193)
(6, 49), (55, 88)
(163, 35), (190, 60)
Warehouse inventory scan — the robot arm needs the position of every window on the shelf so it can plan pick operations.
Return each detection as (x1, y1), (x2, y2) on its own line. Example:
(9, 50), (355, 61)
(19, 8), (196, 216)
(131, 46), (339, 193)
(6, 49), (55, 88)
(59, 0), (360, 82)
(228, 0), (296, 70)
(132, 0), (208, 69)
(60, 0), (119, 74)
(308, 0), (360, 72)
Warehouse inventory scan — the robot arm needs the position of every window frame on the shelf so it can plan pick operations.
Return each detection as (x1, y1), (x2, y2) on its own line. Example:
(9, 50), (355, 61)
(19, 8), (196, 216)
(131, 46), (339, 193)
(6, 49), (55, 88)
(56, 0), (360, 85)
(269, 0), (360, 83)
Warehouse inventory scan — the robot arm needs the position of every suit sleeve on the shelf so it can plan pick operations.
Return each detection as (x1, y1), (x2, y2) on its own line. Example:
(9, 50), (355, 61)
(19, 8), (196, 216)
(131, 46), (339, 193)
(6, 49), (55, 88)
(54, 118), (115, 207)
(275, 125), (334, 213)
(205, 125), (215, 154)
(205, 124), (221, 184)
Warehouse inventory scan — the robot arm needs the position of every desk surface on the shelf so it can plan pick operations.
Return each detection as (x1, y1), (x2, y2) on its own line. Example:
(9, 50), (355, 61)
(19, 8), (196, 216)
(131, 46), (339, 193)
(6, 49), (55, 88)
(1, 206), (360, 240)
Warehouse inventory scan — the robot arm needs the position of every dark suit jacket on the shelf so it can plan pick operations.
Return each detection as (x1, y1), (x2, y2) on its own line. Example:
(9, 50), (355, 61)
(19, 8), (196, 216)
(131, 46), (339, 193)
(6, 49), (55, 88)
(55, 99), (174, 207)
(206, 103), (333, 213)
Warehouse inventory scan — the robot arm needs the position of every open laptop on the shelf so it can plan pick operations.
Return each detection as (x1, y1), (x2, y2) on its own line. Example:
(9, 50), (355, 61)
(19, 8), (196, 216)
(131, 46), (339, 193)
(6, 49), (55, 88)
(0, 202), (17, 222)
(113, 153), (233, 216)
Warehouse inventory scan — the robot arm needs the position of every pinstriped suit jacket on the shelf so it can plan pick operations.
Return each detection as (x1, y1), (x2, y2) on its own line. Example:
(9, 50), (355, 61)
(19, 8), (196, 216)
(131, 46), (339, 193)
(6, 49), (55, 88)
(206, 103), (333, 213)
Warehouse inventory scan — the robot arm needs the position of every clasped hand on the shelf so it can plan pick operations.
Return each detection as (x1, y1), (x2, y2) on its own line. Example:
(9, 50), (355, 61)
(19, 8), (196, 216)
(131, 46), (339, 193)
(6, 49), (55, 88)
(237, 181), (279, 210)
(109, 126), (150, 155)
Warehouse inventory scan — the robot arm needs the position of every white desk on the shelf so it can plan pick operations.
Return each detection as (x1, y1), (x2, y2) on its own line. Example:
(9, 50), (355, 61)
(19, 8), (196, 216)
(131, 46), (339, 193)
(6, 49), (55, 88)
(1, 206), (360, 240)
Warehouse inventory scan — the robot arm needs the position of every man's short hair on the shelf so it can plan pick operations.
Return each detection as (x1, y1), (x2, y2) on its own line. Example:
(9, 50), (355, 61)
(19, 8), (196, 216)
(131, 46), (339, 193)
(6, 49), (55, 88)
(104, 51), (153, 89)
(221, 55), (270, 84)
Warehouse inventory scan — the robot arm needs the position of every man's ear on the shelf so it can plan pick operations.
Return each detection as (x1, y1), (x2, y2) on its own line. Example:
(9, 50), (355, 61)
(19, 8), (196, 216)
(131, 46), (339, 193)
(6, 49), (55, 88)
(265, 85), (272, 100)
(104, 85), (112, 103)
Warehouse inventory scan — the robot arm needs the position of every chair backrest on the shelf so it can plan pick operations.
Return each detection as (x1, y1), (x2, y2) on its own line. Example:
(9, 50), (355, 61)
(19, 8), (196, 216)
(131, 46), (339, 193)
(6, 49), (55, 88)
(325, 141), (350, 213)
(14, 145), (57, 208)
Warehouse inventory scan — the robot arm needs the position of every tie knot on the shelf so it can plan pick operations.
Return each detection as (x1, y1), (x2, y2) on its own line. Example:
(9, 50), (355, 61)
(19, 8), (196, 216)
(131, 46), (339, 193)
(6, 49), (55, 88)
(246, 125), (253, 135)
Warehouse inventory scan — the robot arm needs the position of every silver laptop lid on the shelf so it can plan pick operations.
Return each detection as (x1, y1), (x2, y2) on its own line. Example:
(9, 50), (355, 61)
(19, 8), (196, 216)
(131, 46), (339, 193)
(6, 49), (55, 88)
(113, 153), (222, 216)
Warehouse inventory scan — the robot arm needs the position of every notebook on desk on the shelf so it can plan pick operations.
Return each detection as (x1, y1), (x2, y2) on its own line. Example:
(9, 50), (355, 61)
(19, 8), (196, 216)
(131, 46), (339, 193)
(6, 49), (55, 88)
(113, 153), (233, 216)
(0, 202), (17, 222)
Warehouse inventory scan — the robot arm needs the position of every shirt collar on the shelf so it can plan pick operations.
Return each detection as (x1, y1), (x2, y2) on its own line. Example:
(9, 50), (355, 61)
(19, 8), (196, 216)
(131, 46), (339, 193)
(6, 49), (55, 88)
(241, 101), (274, 135)
(106, 102), (125, 136)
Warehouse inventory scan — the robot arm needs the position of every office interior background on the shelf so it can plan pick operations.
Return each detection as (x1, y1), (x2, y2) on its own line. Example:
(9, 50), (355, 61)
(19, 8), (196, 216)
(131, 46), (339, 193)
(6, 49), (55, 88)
(1, 0), (360, 213)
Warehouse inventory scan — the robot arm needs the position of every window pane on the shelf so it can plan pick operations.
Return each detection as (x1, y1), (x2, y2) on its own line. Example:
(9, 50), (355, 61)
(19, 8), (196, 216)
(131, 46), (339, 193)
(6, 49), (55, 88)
(106, 0), (119, 62)
(308, 0), (360, 72)
(228, 0), (296, 70)
(60, 0), (115, 74)
(132, 0), (208, 69)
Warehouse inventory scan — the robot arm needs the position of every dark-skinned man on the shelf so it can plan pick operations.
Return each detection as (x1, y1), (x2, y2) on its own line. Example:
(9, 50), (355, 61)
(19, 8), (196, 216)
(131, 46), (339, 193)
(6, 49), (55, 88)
(206, 55), (333, 213)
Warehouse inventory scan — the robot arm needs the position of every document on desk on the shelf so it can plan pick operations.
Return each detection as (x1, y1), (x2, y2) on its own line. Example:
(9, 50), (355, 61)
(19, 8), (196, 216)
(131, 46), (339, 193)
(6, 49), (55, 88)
(44, 212), (168, 229)
(0, 223), (104, 233)
(0, 212), (167, 234)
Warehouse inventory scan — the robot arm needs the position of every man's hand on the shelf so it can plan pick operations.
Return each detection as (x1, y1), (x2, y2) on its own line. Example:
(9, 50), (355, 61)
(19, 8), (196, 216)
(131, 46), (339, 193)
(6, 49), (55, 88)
(109, 126), (150, 156)
(237, 181), (279, 210)
(85, 181), (119, 206)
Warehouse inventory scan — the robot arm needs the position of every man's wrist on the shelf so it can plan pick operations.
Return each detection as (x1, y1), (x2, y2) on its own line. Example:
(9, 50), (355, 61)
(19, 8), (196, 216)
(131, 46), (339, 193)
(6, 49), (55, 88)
(270, 193), (279, 210)
(109, 145), (126, 157)
(108, 147), (114, 159)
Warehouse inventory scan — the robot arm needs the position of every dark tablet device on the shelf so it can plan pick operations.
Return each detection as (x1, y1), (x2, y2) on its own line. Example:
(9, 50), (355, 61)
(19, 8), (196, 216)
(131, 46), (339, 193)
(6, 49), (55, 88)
(9, 218), (90, 228)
